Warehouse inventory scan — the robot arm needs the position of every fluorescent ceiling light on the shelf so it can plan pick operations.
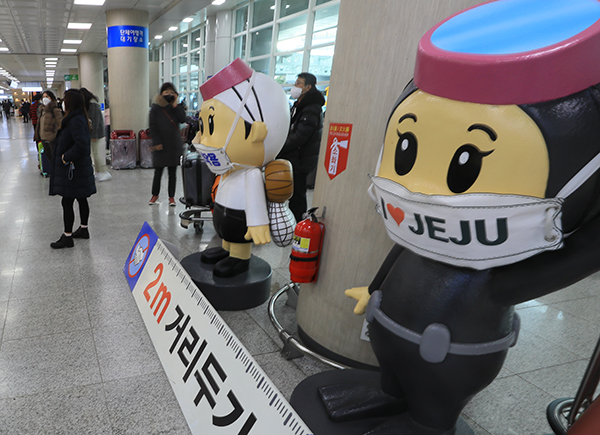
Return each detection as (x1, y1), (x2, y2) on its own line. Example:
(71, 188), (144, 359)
(68, 22), (92, 29)
(61, 48), (77, 52)
(0, 48), (9, 52)
(45, 58), (58, 61)
(212, 0), (226, 5)
(22, 87), (43, 92)
(154, 35), (163, 39)
(168, 26), (178, 31)
(63, 40), (82, 44)
(182, 17), (193, 23)
(74, 0), (105, 5)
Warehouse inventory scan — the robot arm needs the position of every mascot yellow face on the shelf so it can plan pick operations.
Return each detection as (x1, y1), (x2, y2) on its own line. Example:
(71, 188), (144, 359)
(196, 98), (267, 169)
(378, 90), (550, 197)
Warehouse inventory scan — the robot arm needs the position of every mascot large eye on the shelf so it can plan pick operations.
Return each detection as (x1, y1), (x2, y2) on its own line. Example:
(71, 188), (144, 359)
(208, 114), (215, 135)
(395, 131), (418, 175)
(447, 144), (493, 193)
(199, 117), (204, 135)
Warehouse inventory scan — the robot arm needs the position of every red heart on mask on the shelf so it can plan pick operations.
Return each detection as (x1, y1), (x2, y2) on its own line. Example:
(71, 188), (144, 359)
(386, 203), (405, 225)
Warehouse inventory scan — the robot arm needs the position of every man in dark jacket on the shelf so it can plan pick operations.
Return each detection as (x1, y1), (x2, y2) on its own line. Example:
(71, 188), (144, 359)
(21, 100), (30, 123)
(277, 73), (325, 222)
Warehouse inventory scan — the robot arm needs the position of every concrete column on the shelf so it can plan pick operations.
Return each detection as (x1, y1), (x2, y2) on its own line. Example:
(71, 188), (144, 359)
(205, 15), (217, 77)
(295, 0), (485, 366)
(55, 83), (65, 98)
(79, 52), (105, 108)
(214, 10), (232, 73)
(106, 9), (149, 133)
(149, 61), (160, 106)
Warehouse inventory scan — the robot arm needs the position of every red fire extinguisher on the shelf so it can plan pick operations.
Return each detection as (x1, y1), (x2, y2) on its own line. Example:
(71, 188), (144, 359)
(290, 207), (325, 283)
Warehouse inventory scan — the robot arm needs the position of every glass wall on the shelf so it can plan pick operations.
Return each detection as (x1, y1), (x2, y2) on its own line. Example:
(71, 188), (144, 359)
(156, 0), (339, 113)
(233, 0), (340, 92)
(163, 24), (206, 112)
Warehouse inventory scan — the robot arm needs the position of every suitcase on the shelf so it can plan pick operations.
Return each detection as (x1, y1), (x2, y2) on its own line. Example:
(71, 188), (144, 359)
(37, 141), (51, 177)
(139, 129), (153, 168)
(110, 130), (137, 169)
(181, 151), (215, 207)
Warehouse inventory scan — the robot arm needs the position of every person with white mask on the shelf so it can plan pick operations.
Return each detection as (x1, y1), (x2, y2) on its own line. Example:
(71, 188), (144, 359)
(35, 90), (62, 161)
(277, 73), (325, 222)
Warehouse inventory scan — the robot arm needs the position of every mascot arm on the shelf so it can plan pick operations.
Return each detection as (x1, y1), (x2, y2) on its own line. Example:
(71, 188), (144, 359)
(243, 168), (270, 245)
(491, 215), (600, 306)
(369, 244), (405, 294)
(245, 225), (271, 245)
(345, 244), (405, 315)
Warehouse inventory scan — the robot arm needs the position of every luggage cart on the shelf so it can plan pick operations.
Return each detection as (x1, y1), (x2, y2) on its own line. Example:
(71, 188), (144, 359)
(179, 147), (215, 234)
(547, 333), (600, 434)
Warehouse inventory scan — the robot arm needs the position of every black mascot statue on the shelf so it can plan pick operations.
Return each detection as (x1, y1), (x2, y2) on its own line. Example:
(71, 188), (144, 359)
(292, 1), (600, 434)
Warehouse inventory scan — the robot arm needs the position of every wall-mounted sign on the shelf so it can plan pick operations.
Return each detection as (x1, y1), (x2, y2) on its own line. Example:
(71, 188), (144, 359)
(107, 25), (149, 49)
(324, 122), (353, 180)
(63, 75), (79, 81)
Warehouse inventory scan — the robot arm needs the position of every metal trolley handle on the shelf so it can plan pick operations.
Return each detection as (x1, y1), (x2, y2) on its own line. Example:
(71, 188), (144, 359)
(268, 282), (349, 370)
(547, 333), (600, 434)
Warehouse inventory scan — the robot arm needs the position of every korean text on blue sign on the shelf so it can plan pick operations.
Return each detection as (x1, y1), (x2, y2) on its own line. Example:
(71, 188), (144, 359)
(107, 25), (148, 49)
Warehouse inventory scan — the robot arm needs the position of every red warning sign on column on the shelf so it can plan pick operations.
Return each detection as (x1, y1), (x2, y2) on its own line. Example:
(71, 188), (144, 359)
(324, 123), (352, 180)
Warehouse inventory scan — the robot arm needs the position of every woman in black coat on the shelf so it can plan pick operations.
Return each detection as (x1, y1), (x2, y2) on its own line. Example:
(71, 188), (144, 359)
(148, 82), (187, 206)
(49, 89), (96, 249)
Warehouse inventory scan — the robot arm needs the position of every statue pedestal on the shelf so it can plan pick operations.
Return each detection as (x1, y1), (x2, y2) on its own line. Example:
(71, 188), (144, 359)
(180, 252), (271, 311)
(291, 369), (475, 435)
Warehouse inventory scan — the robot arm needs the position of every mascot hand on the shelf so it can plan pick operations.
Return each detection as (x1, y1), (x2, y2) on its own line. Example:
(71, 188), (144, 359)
(345, 286), (371, 315)
(245, 225), (271, 245)
(191, 130), (202, 144)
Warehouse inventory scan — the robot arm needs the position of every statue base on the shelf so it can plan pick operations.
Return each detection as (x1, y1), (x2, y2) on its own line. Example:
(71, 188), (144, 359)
(180, 252), (272, 311)
(291, 369), (475, 435)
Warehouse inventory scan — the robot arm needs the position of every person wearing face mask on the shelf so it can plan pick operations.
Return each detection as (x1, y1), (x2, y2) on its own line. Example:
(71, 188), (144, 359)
(148, 82), (187, 206)
(35, 90), (63, 162)
(276, 73), (325, 222)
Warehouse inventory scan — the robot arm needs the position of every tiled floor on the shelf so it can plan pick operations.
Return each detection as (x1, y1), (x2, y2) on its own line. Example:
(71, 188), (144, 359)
(0, 116), (599, 434)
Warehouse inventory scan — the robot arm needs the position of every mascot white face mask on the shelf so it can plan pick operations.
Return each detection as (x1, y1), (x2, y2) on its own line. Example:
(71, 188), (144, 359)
(369, 152), (600, 270)
(195, 73), (258, 175)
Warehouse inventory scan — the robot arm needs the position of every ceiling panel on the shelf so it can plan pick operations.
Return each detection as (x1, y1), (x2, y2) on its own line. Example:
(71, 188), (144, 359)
(0, 0), (231, 88)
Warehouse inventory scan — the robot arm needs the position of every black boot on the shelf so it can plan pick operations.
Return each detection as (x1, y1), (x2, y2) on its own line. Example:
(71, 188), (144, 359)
(201, 246), (230, 264)
(72, 226), (89, 239)
(213, 257), (249, 278)
(50, 234), (74, 249)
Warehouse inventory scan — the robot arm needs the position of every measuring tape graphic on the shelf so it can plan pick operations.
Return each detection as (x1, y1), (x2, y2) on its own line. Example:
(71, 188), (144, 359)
(125, 223), (313, 435)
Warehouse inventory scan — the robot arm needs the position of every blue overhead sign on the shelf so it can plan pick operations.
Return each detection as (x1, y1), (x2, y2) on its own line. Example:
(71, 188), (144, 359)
(107, 25), (148, 49)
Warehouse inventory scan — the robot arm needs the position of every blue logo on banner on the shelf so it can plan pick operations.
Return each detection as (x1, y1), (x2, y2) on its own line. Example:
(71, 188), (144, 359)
(124, 221), (159, 290)
(107, 25), (148, 49)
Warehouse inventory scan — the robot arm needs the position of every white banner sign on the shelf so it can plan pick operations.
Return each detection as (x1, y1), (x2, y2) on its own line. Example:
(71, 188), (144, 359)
(125, 223), (312, 435)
